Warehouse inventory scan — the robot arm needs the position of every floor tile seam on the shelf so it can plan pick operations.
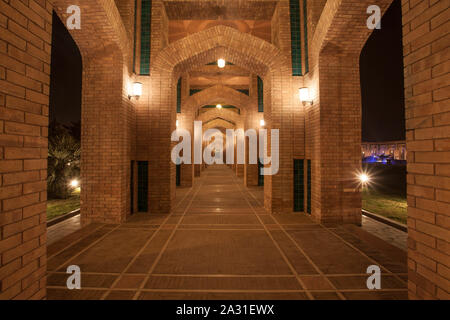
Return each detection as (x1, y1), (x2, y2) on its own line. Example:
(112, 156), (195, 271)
(229, 172), (315, 301)
(132, 169), (208, 300)
(99, 175), (200, 299)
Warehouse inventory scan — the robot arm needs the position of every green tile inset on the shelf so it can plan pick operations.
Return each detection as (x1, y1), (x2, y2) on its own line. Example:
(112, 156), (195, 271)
(137, 161), (148, 212)
(303, 0), (309, 74)
(289, 0), (302, 76)
(294, 159), (304, 212)
(257, 76), (264, 112)
(140, 0), (152, 75)
(177, 78), (181, 113)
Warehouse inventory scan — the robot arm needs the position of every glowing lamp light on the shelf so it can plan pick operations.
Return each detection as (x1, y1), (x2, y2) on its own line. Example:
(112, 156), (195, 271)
(216, 104), (222, 109)
(176, 120), (179, 128)
(129, 82), (143, 99)
(217, 59), (226, 68)
(299, 87), (313, 106)
(359, 173), (370, 184)
(260, 119), (266, 127)
(70, 179), (79, 188)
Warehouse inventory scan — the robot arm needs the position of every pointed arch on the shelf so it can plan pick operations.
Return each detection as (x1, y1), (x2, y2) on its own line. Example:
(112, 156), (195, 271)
(197, 108), (241, 125)
(183, 85), (252, 115)
(146, 25), (293, 214)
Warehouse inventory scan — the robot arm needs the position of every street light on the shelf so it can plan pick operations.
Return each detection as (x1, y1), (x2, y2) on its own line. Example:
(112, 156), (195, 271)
(70, 179), (79, 188)
(359, 173), (371, 185)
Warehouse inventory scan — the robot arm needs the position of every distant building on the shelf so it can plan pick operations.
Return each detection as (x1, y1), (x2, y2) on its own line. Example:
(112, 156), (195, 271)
(362, 140), (406, 161)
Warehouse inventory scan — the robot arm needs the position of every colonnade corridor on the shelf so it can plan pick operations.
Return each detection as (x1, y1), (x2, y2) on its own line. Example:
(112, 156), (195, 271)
(46, 165), (407, 300)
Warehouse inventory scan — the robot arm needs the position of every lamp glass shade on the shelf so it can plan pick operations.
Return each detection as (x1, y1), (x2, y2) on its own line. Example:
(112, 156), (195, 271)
(216, 104), (222, 109)
(176, 120), (179, 127)
(217, 59), (226, 68)
(260, 119), (265, 126)
(299, 87), (310, 102)
(132, 82), (143, 97)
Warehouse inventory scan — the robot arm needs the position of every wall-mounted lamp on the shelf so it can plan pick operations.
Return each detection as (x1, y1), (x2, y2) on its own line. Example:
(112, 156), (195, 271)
(176, 120), (179, 128)
(299, 87), (313, 106)
(216, 104), (222, 109)
(129, 82), (143, 99)
(218, 59), (226, 68)
(260, 119), (266, 127)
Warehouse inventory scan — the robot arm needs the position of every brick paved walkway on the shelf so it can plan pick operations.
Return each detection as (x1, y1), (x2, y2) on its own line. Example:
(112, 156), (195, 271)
(361, 216), (407, 251)
(46, 165), (407, 300)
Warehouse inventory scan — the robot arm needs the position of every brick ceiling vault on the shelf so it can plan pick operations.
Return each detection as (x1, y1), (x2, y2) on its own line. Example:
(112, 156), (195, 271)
(183, 84), (252, 115)
(52, 0), (131, 67)
(197, 108), (241, 124)
(152, 26), (288, 77)
(162, 0), (279, 20)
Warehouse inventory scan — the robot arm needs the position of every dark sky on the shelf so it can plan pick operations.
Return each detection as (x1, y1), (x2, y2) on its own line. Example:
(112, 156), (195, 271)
(360, 0), (405, 142)
(49, 12), (82, 125)
(49, 0), (405, 141)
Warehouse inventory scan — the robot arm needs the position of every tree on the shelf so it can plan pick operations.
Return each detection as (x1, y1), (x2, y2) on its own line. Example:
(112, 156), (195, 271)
(47, 121), (80, 199)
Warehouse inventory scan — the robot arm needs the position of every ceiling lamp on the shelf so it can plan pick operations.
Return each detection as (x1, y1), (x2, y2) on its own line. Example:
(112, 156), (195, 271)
(218, 59), (226, 68)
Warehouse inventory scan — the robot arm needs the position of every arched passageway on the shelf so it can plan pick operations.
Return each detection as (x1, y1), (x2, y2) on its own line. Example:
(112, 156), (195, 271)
(0, 0), (448, 300)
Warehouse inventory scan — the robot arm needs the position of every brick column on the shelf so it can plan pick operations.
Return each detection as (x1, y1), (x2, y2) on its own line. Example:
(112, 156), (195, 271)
(244, 75), (260, 186)
(402, 0), (449, 300)
(0, 0), (53, 300)
(179, 73), (194, 187)
(80, 56), (130, 225)
(315, 55), (362, 225)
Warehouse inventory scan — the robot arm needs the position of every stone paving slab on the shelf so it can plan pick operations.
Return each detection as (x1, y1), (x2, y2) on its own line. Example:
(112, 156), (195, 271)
(47, 165), (407, 300)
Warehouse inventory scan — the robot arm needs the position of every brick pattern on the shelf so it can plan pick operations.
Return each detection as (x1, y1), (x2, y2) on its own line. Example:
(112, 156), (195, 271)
(151, 25), (295, 215)
(402, 0), (449, 300)
(0, 0), (53, 300)
(1, 0), (448, 300)
(52, 0), (136, 225)
(306, 0), (394, 225)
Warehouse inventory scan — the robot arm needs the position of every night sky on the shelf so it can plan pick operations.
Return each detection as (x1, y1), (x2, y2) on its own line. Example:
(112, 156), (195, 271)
(49, 12), (82, 125)
(49, 0), (405, 142)
(360, 0), (405, 142)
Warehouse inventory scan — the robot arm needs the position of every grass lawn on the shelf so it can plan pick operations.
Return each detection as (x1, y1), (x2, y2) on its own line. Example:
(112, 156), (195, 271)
(47, 189), (80, 221)
(362, 188), (407, 224)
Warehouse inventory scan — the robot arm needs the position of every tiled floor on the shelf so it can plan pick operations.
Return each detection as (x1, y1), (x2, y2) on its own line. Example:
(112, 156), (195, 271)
(46, 165), (408, 300)
(47, 215), (81, 246)
(361, 216), (407, 251)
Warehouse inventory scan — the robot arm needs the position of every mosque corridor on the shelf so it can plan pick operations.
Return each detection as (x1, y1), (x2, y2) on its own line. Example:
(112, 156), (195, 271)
(46, 165), (407, 300)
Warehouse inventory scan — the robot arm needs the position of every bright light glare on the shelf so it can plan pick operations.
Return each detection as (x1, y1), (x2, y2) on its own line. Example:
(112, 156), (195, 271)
(132, 82), (143, 97)
(218, 59), (226, 68)
(176, 120), (179, 127)
(70, 179), (79, 188)
(299, 87), (311, 102)
(216, 104), (222, 109)
(359, 173), (370, 184)
(260, 119), (265, 126)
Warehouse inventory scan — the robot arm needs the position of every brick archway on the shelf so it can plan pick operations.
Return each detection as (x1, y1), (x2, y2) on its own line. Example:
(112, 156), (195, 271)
(52, 0), (135, 224)
(184, 85), (252, 116)
(304, 0), (395, 225)
(145, 25), (293, 214)
(197, 108), (242, 126)
(305, 0), (449, 299)
(203, 119), (236, 131)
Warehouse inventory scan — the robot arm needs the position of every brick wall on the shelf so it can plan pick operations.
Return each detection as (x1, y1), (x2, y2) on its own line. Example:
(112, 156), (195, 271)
(307, 0), (394, 224)
(151, 26), (294, 214)
(402, 0), (449, 300)
(0, 0), (53, 300)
